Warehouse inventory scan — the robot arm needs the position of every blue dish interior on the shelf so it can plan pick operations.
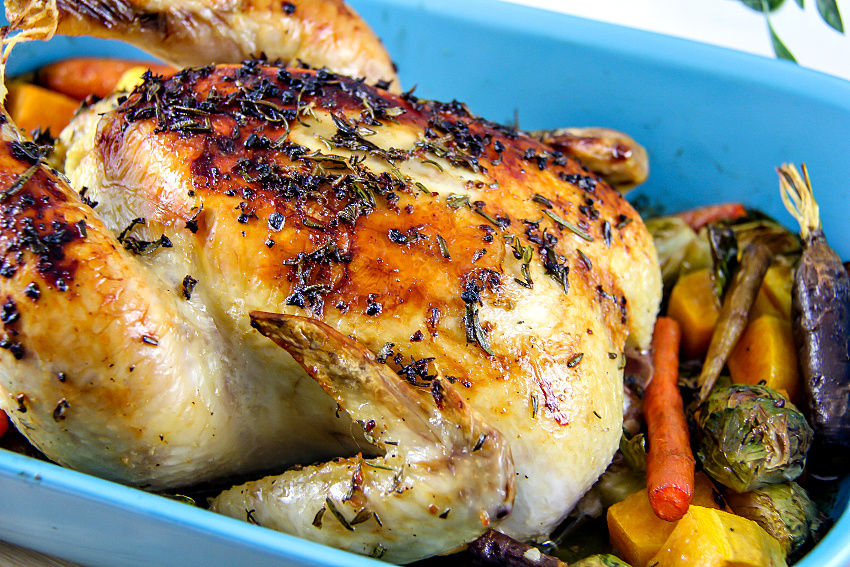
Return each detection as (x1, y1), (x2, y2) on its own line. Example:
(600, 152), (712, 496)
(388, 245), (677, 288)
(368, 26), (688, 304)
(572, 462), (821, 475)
(1, 0), (848, 565)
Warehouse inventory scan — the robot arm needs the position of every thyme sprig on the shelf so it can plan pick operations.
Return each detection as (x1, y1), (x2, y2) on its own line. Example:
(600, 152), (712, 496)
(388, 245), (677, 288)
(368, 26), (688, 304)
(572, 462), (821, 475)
(543, 209), (594, 242)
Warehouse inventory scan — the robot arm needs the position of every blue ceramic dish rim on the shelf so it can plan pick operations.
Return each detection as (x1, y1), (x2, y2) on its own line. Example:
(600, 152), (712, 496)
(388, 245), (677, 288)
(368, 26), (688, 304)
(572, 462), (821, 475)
(0, 0), (847, 565)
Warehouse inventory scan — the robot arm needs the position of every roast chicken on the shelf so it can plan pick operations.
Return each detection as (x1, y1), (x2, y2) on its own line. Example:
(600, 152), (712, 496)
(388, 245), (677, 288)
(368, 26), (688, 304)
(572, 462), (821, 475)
(0, 0), (662, 562)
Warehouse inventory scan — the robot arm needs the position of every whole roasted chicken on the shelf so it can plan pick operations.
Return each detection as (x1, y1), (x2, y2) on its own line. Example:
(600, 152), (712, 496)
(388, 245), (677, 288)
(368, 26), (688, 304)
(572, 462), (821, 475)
(0, 0), (661, 563)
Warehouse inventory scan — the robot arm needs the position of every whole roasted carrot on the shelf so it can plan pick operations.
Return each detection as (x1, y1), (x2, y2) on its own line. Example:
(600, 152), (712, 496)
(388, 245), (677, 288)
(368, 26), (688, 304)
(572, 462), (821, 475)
(697, 241), (773, 401)
(645, 316), (695, 521)
(675, 202), (747, 231)
(37, 57), (176, 101)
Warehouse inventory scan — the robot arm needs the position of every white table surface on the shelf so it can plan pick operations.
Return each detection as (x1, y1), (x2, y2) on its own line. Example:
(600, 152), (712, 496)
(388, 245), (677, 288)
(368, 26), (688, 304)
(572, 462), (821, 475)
(3, 1), (848, 565)
(499, 0), (850, 81)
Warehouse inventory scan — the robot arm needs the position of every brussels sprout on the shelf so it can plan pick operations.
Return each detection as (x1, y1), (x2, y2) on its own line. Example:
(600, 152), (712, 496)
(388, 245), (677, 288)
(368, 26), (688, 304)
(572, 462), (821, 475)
(697, 382), (813, 493)
(724, 482), (826, 561)
(645, 216), (711, 292)
(570, 554), (633, 567)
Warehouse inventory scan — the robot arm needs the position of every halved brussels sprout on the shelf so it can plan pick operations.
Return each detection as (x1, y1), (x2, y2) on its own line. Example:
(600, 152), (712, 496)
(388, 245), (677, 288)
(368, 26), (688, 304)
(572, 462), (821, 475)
(571, 554), (633, 567)
(645, 216), (711, 293)
(698, 382), (813, 493)
(724, 482), (826, 561)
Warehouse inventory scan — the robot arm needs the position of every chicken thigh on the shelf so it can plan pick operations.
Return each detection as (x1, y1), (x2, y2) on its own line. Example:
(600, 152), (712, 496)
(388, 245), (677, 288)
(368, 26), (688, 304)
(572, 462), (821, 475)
(0, 2), (662, 563)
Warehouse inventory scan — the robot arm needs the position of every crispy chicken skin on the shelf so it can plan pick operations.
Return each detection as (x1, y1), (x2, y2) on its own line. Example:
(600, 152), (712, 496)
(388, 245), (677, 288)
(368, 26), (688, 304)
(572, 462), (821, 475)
(0, 0), (663, 553)
(0, 62), (661, 560)
(4, 0), (399, 89)
(211, 312), (515, 562)
(0, 80), (516, 561)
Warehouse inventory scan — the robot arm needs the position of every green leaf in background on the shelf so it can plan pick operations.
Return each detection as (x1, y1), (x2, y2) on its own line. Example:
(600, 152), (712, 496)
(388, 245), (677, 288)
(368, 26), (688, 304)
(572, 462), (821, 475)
(740, 0), (786, 11)
(768, 19), (798, 60)
(795, 0), (804, 7)
(816, 0), (845, 32)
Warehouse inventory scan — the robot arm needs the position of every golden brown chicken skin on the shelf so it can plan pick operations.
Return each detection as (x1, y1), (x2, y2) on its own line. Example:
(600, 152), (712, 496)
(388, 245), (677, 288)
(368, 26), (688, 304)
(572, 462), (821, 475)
(5, 0), (399, 89)
(94, 63), (655, 345)
(0, 62), (661, 561)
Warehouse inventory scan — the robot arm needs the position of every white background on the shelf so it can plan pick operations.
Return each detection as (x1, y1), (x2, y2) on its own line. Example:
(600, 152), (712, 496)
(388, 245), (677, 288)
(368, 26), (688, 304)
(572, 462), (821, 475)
(497, 0), (850, 81)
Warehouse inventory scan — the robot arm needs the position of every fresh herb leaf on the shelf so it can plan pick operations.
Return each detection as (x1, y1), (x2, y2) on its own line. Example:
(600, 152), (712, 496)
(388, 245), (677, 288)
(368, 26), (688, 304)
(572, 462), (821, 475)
(544, 210), (594, 242)
(436, 234), (451, 259)
(817, 0), (844, 32)
(1, 164), (39, 202)
(768, 19), (798, 61)
(325, 498), (354, 531)
(567, 353), (584, 368)
(464, 304), (495, 356)
(740, 0), (785, 10)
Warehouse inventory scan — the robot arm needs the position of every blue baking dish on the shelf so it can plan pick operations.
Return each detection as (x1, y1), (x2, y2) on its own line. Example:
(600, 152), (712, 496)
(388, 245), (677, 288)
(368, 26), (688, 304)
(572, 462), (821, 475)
(1, 0), (848, 565)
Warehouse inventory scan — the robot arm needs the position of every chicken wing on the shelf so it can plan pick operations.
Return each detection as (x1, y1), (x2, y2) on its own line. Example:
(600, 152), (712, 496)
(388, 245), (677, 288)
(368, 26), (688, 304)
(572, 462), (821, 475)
(210, 312), (514, 563)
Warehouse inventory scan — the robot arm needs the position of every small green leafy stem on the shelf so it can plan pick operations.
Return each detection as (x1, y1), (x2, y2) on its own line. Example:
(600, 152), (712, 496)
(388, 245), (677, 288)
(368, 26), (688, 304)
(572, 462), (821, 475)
(740, 0), (844, 61)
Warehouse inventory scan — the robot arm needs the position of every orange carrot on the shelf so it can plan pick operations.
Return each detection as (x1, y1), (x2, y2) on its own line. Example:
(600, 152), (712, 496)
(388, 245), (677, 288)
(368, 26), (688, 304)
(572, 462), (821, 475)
(674, 202), (747, 231)
(0, 409), (9, 439)
(645, 316), (695, 521)
(37, 57), (177, 101)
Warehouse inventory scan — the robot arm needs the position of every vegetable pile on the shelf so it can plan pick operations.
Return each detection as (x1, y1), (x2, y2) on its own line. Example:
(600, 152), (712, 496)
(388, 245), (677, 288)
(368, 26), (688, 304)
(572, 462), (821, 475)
(2, 57), (848, 567)
(579, 171), (846, 567)
(490, 173), (847, 567)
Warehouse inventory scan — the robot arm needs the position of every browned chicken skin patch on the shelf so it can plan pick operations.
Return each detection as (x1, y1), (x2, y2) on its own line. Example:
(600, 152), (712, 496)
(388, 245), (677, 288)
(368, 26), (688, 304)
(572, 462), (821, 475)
(0, 59), (661, 561)
(95, 64), (646, 352)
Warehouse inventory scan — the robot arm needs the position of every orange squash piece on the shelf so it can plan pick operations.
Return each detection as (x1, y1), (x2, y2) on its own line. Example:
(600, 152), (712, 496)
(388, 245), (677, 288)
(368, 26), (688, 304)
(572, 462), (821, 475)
(750, 285), (783, 320)
(666, 268), (721, 360)
(759, 262), (793, 320)
(727, 314), (801, 405)
(6, 82), (80, 136)
(607, 472), (727, 567)
(648, 505), (787, 567)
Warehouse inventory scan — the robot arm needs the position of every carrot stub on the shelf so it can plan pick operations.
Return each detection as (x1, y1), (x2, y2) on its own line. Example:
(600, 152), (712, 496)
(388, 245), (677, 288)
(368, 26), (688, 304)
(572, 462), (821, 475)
(645, 316), (695, 521)
(0, 409), (9, 439)
(674, 202), (747, 231)
(37, 57), (177, 101)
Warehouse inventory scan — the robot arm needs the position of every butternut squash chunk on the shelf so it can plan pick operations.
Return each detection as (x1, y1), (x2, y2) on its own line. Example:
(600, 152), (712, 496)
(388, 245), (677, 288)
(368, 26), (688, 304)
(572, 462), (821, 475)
(607, 473), (727, 567)
(666, 268), (720, 359)
(727, 315), (801, 405)
(648, 505), (787, 567)
(760, 262), (793, 320)
(750, 263), (794, 321)
(5, 82), (80, 135)
(750, 286), (783, 320)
